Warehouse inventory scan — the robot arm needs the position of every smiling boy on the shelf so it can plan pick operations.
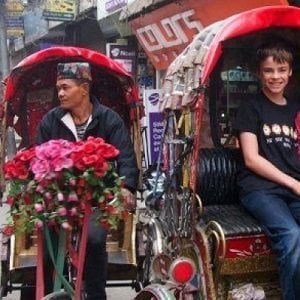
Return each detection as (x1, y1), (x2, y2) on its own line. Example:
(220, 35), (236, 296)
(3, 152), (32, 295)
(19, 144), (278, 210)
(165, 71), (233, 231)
(234, 43), (300, 299)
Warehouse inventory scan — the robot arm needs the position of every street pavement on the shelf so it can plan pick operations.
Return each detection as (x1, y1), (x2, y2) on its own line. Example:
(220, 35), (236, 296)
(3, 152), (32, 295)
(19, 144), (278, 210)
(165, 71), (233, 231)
(0, 204), (137, 300)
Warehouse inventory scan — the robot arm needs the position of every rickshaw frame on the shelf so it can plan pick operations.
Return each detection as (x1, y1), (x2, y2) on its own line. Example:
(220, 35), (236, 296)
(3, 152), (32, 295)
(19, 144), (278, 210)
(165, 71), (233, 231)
(136, 5), (300, 300)
(0, 46), (143, 299)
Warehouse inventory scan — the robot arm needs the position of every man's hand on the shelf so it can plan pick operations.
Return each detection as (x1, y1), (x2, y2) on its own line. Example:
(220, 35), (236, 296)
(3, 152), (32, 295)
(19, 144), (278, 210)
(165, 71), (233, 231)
(121, 188), (136, 212)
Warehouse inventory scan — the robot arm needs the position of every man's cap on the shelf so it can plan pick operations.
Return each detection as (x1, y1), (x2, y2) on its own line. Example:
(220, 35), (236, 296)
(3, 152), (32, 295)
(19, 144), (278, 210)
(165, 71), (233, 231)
(57, 62), (92, 81)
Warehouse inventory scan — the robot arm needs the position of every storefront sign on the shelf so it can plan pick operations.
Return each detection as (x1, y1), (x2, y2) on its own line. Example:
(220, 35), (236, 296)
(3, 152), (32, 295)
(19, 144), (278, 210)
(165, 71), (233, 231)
(144, 90), (164, 165)
(105, 0), (127, 13)
(97, 0), (134, 19)
(106, 43), (136, 75)
(43, 0), (76, 21)
(5, 0), (24, 38)
(130, 0), (288, 70)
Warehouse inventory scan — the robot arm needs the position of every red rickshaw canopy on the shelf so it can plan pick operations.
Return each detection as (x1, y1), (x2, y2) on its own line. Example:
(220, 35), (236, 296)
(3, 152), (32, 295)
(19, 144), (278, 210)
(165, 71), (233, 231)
(4, 46), (139, 104)
(162, 5), (300, 111)
(202, 5), (300, 84)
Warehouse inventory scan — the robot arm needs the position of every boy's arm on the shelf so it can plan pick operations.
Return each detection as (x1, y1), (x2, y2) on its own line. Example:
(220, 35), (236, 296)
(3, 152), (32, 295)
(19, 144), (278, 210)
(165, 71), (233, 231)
(240, 132), (300, 195)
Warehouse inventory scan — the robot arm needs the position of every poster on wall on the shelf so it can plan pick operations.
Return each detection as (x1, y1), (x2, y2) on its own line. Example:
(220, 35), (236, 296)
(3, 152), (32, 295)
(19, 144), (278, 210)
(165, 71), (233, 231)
(144, 89), (164, 165)
(43, 0), (76, 21)
(106, 43), (136, 76)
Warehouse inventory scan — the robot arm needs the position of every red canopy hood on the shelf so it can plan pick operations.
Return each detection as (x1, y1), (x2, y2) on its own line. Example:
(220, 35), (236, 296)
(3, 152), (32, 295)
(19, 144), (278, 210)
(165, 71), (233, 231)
(202, 5), (300, 84)
(3, 46), (138, 104)
(161, 5), (300, 111)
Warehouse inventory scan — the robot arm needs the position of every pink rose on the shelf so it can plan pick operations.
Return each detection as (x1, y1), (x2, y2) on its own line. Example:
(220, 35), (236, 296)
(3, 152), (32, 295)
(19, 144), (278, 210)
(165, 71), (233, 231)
(57, 207), (67, 216)
(68, 191), (78, 202)
(70, 207), (78, 216)
(61, 222), (72, 231)
(57, 192), (64, 202)
(35, 220), (44, 229)
(51, 157), (73, 172)
(30, 158), (50, 182)
(44, 192), (52, 200)
(34, 203), (44, 212)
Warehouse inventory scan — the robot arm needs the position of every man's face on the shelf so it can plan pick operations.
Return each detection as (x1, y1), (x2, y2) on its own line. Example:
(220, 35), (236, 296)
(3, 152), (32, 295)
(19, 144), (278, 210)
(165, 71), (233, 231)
(56, 79), (86, 110)
(258, 56), (292, 98)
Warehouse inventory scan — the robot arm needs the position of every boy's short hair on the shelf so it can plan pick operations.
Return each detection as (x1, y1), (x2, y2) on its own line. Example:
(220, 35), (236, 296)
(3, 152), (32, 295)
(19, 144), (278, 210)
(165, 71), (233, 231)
(255, 42), (293, 69)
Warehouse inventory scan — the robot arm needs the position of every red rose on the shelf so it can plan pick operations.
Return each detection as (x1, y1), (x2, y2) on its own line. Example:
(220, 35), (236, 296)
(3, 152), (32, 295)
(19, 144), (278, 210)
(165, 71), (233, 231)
(77, 178), (85, 187)
(97, 144), (120, 159)
(71, 151), (86, 170)
(2, 225), (14, 236)
(106, 205), (116, 214)
(16, 148), (35, 162)
(6, 196), (15, 206)
(82, 141), (97, 154)
(4, 161), (19, 179)
(87, 136), (104, 145)
(82, 154), (98, 167)
(84, 191), (93, 201)
(76, 187), (83, 196)
(99, 219), (110, 230)
(17, 163), (29, 180)
(98, 201), (106, 209)
(94, 161), (108, 177)
(23, 194), (32, 205)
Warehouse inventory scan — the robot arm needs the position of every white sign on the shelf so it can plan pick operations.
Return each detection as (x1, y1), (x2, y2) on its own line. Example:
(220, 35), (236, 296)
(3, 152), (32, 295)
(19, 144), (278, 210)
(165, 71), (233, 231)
(136, 9), (203, 53)
(97, 0), (134, 20)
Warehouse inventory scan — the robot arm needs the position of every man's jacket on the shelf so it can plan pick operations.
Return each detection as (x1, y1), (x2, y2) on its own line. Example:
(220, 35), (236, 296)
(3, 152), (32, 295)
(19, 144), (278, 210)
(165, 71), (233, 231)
(36, 97), (139, 192)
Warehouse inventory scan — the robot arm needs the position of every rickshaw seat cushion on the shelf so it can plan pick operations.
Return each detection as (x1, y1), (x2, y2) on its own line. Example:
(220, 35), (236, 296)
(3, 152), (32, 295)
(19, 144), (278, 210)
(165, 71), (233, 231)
(197, 148), (243, 205)
(202, 205), (264, 236)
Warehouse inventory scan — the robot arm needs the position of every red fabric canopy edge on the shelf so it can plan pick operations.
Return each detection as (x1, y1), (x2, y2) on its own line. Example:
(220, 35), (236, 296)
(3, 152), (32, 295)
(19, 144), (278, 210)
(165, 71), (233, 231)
(201, 5), (300, 84)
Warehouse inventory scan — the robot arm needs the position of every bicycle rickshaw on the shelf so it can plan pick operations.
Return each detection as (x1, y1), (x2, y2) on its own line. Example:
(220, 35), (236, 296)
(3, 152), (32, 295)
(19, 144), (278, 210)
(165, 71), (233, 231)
(0, 47), (143, 299)
(136, 5), (300, 300)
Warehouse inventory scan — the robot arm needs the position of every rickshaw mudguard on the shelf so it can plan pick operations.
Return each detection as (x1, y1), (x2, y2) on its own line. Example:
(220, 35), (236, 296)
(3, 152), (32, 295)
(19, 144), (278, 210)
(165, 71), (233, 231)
(135, 284), (176, 300)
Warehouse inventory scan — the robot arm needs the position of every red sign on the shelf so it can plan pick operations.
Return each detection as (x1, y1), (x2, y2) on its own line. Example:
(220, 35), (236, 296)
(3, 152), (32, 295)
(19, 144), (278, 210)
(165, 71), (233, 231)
(130, 0), (288, 70)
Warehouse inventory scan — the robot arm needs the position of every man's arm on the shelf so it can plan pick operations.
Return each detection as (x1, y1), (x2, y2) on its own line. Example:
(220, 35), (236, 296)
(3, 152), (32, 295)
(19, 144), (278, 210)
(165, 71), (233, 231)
(36, 115), (52, 145)
(240, 132), (300, 195)
(107, 115), (139, 193)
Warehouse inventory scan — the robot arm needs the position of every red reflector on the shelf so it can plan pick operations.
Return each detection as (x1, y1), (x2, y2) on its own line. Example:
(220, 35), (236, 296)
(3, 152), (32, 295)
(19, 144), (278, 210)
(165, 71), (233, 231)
(169, 258), (195, 284)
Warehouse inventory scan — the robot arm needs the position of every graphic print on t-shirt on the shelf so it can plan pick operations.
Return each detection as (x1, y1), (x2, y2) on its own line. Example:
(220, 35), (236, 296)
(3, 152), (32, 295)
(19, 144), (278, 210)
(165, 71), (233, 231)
(263, 123), (297, 149)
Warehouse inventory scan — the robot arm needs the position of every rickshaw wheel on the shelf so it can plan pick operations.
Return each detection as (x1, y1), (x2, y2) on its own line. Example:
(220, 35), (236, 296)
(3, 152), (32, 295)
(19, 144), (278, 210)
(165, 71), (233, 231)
(136, 219), (162, 291)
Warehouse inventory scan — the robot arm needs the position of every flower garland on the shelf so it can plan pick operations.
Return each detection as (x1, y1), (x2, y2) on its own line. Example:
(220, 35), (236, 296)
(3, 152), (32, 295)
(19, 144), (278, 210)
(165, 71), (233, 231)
(3, 137), (127, 234)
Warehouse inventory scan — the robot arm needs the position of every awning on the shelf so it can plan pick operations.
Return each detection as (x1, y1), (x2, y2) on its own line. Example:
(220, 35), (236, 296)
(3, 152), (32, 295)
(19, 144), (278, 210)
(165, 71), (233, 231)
(161, 5), (300, 110)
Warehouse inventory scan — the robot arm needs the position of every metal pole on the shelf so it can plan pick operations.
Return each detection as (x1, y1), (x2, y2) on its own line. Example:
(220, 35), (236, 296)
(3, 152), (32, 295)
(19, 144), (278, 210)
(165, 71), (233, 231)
(0, 1), (9, 78)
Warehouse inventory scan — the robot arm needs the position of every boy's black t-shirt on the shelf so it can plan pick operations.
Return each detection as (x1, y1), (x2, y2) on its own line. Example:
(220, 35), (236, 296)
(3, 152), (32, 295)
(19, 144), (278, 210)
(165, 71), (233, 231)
(234, 92), (300, 196)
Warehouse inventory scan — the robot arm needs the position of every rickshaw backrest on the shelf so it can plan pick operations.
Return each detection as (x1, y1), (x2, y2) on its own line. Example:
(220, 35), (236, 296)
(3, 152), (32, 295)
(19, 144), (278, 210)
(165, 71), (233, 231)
(197, 148), (243, 206)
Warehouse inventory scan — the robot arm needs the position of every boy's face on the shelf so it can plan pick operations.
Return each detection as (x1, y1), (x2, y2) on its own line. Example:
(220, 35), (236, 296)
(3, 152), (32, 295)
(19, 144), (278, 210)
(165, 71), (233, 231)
(258, 56), (292, 98)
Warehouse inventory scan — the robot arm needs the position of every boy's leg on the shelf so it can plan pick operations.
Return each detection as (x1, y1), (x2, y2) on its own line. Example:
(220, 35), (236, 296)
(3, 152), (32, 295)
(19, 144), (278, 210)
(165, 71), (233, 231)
(84, 212), (108, 300)
(241, 189), (300, 300)
(287, 196), (300, 299)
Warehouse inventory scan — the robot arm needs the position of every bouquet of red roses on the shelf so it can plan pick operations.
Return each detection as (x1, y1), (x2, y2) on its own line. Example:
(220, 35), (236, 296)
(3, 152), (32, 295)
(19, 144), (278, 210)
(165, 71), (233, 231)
(3, 137), (126, 234)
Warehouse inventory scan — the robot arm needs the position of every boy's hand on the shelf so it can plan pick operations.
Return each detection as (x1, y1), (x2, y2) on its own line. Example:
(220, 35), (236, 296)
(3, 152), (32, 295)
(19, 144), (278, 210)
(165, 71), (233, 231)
(121, 188), (136, 212)
(290, 180), (300, 196)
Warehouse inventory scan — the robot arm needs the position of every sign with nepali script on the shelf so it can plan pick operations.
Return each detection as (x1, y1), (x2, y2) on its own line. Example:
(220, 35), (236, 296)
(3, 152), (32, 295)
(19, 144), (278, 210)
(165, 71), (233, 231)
(130, 0), (288, 70)
(43, 0), (76, 21)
